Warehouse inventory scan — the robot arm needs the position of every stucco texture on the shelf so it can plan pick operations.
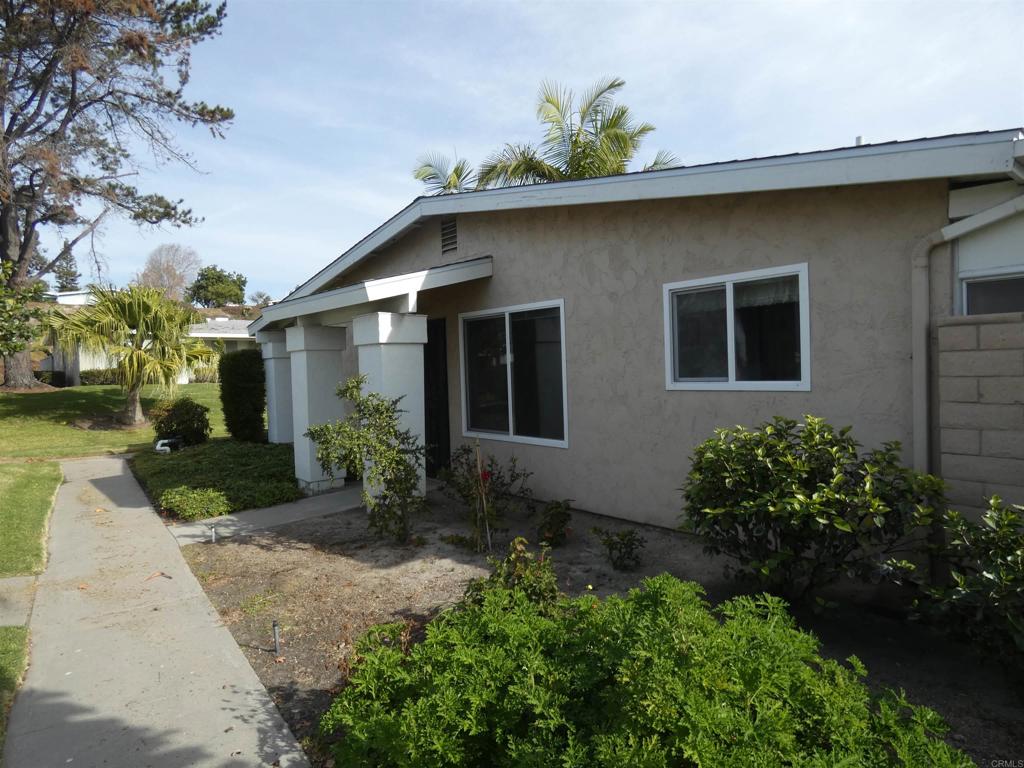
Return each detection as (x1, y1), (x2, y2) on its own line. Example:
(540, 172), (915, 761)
(340, 181), (949, 527)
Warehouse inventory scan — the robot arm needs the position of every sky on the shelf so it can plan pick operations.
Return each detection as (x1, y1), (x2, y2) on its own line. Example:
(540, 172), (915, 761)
(52, 0), (1024, 300)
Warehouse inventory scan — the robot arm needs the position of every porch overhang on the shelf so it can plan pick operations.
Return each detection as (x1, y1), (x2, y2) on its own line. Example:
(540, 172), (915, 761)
(248, 255), (493, 335)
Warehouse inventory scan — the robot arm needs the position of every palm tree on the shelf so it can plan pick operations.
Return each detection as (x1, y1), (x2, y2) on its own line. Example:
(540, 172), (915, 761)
(476, 77), (678, 188)
(413, 152), (477, 195)
(47, 285), (213, 425)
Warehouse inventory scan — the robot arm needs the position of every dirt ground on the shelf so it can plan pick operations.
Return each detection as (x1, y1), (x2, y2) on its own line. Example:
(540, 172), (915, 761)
(183, 492), (1023, 766)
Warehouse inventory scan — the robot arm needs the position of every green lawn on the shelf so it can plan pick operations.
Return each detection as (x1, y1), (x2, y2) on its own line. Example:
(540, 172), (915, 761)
(131, 439), (301, 520)
(0, 463), (62, 578)
(0, 383), (225, 459)
(0, 625), (29, 759)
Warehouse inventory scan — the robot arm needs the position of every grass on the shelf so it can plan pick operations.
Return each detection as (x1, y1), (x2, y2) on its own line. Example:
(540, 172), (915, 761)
(0, 626), (29, 759)
(0, 463), (62, 577)
(0, 383), (226, 459)
(130, 439), (302, 520)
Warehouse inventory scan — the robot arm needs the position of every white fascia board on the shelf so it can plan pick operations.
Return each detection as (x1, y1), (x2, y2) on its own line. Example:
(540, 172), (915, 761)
(250, 256), (493, 335)
(189, 332), (251, 339)
(286, 131), (1023, 301)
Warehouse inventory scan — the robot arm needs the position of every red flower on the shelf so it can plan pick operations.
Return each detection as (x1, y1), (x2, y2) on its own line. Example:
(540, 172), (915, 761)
(480, 470), (492, 483)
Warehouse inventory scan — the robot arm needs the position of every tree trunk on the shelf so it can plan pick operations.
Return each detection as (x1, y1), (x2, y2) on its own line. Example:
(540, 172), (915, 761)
(121, 385), (145, 425)
(1, 349), (41, 388)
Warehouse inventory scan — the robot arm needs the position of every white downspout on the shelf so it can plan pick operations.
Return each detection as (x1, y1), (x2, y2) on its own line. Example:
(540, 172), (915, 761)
(910, 192), (1024, 472)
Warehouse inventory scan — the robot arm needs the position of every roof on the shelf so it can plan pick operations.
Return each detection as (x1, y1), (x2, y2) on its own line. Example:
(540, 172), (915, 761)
(189, 319), (252, 338)
(286, 128), (1024, 302)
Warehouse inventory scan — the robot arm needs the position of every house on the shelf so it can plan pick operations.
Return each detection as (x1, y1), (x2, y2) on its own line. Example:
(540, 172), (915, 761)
(249, 129), (1024, 527)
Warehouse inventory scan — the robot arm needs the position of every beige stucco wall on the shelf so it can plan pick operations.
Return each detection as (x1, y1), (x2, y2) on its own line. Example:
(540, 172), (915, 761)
(341, 181), (950, 527)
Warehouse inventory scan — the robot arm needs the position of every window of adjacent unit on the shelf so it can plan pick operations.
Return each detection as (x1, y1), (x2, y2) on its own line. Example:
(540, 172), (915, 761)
(460, 301), (567, 447)
(962, 273), (1024, 315)
(663, 263), (810, 391)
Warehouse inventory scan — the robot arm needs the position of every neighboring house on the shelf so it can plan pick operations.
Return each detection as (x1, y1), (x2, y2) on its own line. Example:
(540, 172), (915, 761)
(250, 129), (1024, 526)
(44, 311), (256, 386)
(41, 289), (94, 305)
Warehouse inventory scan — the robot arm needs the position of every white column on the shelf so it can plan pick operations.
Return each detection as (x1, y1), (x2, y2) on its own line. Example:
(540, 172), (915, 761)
(256, 330), (293, 444)
(286, 325), (348, 493)
(353, 312), (428, 495)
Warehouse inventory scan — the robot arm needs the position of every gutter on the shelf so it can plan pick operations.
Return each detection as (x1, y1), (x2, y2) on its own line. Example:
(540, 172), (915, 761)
(910, 191), (1024, 472)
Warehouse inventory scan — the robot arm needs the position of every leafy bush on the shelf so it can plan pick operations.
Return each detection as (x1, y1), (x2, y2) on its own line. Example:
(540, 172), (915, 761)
(464, 537), (559, 607)
(591, 526), (646, 570)
(218, 349), (265, 442)
(442, 443), (533, 551)
(159, 486), (231, 520)
(681, 415), (944, 601)
(131, 440), (301, 520)
(149, 396), (211, 446)
(919, 496), (1024, 661)
(321, 569), (970, 767)
(306, 375), (426, 542)
(78, 367), (118, 385)
(536, 498), (573, 546)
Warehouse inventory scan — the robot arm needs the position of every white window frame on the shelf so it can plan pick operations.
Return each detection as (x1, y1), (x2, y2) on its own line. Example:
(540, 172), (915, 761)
(958, 266), (1024, 315)
(663, 263), (811, 391)
(459, 299), (569, 449)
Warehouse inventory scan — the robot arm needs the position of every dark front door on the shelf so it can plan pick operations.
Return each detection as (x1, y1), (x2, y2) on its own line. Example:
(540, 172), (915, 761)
(423, 317), (451, 477)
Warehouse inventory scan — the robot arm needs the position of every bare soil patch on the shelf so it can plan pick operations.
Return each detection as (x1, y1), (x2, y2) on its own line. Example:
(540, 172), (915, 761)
(183, 493), (1023, 766)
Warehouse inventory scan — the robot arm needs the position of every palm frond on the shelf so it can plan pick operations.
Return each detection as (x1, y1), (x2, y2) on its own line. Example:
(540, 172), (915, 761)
(477, 143), (563, 188)
(643, 150), (681, 172)
(413, 152), (475, 194)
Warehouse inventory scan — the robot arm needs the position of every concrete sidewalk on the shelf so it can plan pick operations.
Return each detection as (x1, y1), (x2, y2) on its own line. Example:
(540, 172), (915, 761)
(3, 456), (308, 768)
(168, 483), (364, 546)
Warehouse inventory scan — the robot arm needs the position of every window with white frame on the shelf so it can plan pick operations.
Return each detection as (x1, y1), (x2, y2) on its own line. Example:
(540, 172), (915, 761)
(664, 264), (810, 391)
(956, 213), (1024, 315)
(460, 301), (567, 447)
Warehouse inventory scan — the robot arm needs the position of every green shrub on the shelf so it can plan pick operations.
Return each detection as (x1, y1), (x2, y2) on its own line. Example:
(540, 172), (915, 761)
(159, 486), (231, 520)
(464, 537), (559, 607)
(189, 355), (220, 383)
(681, 415), (944, 601)
(536, 498), (572, 547)
(441, 443), (533, 551)
(131, 440), (302, 520)
(149, 396), (211, 446)
(218, 349), (265, 442)
(78, 367), (119, 385)
(306, 375), (426, 542)
(321, 570), (970, 767)
(919, 496), (1024, 661)
(591, 526), (646, 571)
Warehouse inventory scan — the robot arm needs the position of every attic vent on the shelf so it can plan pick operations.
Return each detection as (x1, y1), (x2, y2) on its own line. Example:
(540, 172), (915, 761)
(440, 217), (457, 255)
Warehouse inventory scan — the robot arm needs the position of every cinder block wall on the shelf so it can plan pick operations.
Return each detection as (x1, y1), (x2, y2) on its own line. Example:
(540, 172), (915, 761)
(937, 312), (1024, 518)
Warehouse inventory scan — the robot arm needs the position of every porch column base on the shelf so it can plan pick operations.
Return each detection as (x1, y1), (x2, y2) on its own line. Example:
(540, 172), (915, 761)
(257, 330), (294, 444)
(353, 312), (428, 496)
(286, 325), (349, 494)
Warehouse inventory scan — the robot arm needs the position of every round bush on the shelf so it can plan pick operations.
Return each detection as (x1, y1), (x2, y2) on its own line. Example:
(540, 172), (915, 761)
(158, 486), (230, 520)
(149, 396), (211, 446)
(218, 349), (265, 442)
(681, 415), (945, 600)
(321, 572), (969, 767)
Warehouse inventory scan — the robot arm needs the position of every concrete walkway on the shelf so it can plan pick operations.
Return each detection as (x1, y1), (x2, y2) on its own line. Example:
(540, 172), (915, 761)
(169, 484), (364, 546)
(3, 456), (309, 768)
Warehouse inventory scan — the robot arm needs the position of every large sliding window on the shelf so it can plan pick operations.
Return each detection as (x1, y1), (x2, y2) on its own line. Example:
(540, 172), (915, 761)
(461, 300), (567, 448)
(663, 264), (810, 391)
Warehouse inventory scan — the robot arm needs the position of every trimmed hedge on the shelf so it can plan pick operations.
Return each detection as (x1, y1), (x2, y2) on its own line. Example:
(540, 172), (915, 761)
(218, 349), (266, 442)
(78, 367), (119, 385)
(149, 396), (211, 446)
